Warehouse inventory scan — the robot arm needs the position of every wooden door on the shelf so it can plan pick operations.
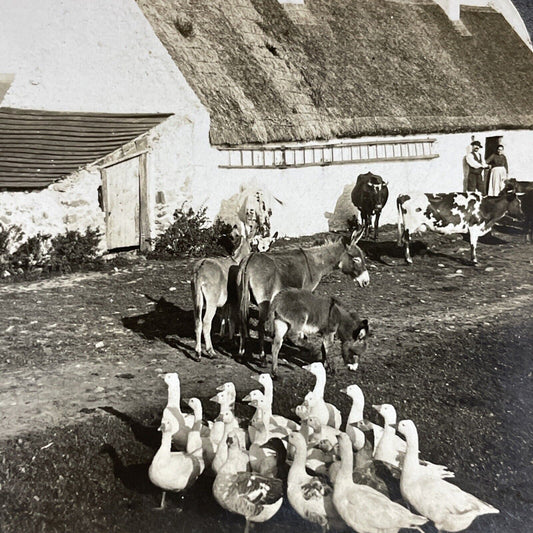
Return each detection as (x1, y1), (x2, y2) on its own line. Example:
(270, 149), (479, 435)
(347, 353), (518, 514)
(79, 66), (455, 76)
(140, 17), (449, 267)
(102, 156), (141, 250)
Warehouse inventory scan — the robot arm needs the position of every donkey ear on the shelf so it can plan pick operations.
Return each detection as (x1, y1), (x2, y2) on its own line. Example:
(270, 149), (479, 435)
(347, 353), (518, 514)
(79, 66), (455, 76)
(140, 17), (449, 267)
(350, 227), (365, 245)
(271, 231), (279, 240)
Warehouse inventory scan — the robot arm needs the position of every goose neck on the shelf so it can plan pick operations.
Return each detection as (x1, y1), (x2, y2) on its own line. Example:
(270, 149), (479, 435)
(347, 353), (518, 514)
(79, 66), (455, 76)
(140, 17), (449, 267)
(346, 397), (364, 425)
(312, 371), (326, 399)
(288, 440), (308, 482)
(167, 385), (181, 410)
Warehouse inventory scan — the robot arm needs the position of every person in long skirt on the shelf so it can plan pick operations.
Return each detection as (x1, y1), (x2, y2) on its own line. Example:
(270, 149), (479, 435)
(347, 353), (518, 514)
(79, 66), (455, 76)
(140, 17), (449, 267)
(486, 144), (509, 196)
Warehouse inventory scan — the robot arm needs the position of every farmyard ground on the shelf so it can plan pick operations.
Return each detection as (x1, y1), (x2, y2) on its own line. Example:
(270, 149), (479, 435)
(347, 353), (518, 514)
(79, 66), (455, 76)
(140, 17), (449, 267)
(0, 224), (532, 533)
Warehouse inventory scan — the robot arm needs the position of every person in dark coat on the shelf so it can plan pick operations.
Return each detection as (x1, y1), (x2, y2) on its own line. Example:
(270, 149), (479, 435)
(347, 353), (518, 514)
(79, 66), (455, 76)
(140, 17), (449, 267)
(466, 140), (489, 194)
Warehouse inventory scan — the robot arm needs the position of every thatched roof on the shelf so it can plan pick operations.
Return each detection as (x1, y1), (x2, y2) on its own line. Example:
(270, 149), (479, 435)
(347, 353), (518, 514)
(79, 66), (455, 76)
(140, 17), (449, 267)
(513, 0), (533, 38)
(137, 0), (533, 145)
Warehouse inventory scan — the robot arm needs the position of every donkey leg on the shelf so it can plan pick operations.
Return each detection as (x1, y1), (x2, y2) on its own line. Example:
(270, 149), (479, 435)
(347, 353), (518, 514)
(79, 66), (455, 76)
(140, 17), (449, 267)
(321, 333), (336, 375)
(257, 302), (270, 367)
(194, 315), (203, 361)
(271, 320), (289, 379)
(202, 304), (218, 359)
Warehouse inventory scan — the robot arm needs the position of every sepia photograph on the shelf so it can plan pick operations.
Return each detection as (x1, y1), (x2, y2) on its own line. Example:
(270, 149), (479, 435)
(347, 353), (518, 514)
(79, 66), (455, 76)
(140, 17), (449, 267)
(0, 1), (532, 532)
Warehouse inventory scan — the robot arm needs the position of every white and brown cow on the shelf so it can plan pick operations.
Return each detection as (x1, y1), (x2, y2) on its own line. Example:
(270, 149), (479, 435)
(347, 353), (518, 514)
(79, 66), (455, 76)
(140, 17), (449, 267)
(397, 184), (519, 265)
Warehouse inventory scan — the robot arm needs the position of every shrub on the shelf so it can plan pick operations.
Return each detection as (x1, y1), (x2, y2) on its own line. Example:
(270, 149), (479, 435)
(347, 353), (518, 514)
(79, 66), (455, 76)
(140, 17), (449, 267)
(0, 223), (23, 260)
(148, 205), (233, 258)
(8, 233), (52, 271)
(49, 227), (103, 272)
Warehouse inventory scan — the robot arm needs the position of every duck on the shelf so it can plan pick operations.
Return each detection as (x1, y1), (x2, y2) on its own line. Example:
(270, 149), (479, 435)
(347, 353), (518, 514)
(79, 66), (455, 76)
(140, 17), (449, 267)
(162, 372), (196, 449)
(250, 373), (300, 431)
(148, 410), (205, 509)
(332, 433), (428, 533)
(303, 362), (342, 429)
(373, 404), (454, 479)
(185, 398), (217, 467)
(397, 419), (499, 532)
(286, 431), (345, 532)
(213, 435), (283, 533)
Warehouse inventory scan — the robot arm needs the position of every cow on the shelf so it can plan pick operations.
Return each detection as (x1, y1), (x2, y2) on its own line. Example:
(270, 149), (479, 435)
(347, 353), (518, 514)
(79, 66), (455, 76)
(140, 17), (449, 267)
(397, 183), (520, 265)
(351, 172), (389, 241)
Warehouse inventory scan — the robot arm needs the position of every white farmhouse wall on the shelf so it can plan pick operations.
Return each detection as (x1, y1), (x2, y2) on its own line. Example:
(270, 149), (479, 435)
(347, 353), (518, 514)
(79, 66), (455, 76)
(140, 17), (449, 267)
(0, 170), (104, 253)
(209, 130), (533, 238)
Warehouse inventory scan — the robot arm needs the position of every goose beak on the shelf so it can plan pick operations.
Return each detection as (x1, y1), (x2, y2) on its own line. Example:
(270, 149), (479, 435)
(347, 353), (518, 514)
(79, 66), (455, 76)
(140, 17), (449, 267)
(242, 394), (252, 402)
(216, 385), (225, 391)
(209, 395), (220, 403)
(182, 398), (191, 404)
(372, 404), (382, 412)
(340, 388), (348, 394)
(250, 374), (260, 382)
(302, 364), (312, 372)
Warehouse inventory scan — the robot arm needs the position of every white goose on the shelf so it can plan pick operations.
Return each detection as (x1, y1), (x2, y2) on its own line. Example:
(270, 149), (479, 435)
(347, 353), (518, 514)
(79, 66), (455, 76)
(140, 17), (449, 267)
(162, 372), (195, 449)
(397, 419), (499, 532)
(185, 397), (217, 467)
(287, 431), (345, 532)
(303, 362), (342, 429)
(250, 373), (300, 431)
(340, 384), (372, 451)
(333, 433), (428, 533)
(209, 388), (245, 448)
(373, 404), (454, 479)
(148, 410), (205, 509)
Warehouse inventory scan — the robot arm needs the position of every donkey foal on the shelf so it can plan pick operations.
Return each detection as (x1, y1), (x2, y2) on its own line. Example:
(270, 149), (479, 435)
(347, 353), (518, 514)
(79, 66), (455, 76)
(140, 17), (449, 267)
(269, 288), (369, 378)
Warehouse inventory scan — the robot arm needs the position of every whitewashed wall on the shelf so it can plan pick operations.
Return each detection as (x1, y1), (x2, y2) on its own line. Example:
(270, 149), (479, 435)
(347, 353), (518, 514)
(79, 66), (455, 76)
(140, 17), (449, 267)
(204, 129), (533, 237)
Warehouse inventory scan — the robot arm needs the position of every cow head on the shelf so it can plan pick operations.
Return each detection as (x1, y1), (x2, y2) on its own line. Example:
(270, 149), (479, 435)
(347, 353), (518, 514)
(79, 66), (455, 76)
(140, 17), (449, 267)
(340, 317), (369, 369)
(250, 231), (278, 252)
(339, 228), (370, 287)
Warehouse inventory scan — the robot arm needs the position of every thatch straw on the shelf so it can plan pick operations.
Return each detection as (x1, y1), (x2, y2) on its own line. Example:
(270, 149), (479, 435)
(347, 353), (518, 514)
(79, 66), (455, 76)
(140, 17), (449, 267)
(137, 0), (533, 145)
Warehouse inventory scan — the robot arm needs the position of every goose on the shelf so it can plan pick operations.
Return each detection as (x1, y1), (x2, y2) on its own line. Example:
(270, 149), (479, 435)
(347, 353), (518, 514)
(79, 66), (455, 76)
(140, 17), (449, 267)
(216, 382), (236, 413)
(211, 411), (249, 475)
(162, 373), (196, 449)
(213, 435), (283, 533)
(306, 415), (340, 450)
(286, 432), (345, 533)
(250, 373), (300, 431)
(148, 410), (205, 509)
(332, 433), (428, 533)
(397, 419), (499, 532)
(210, 389), (247, 448)
(340, 384), (375, 450)
(185, 398), (217, 467)
(303, 362), (342, 429)
(244, 393), (289, 443)
(373, 404), (454, 479)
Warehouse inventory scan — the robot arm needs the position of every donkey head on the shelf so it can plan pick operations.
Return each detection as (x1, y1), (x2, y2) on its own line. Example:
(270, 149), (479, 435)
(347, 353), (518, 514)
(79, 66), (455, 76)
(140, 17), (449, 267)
(340, 317), (369, 369)
(339, 228), (370, 287)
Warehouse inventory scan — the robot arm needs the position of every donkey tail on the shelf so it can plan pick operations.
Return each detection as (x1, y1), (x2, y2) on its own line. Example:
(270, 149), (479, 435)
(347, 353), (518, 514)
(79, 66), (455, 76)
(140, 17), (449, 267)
(396, 195), (406, 247)
(191, 262), (205, 322)
(237, 253), (254, 339)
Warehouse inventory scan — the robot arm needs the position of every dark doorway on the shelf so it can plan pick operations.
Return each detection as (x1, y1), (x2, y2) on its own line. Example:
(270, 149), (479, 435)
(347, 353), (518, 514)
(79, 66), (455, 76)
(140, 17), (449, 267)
(485, 135), (503, 161)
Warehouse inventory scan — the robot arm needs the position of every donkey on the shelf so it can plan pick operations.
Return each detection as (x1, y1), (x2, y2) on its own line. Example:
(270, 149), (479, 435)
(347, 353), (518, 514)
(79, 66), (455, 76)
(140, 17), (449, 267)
(191, 224), (255, 361)
(237, 229), (369, 367)
(269, 288), (369, 377)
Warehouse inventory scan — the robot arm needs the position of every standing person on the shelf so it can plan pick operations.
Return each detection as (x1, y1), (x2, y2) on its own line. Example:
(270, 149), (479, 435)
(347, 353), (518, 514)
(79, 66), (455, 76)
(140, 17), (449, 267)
(486, 144), (509, 196)
(466, 140), (489, 194)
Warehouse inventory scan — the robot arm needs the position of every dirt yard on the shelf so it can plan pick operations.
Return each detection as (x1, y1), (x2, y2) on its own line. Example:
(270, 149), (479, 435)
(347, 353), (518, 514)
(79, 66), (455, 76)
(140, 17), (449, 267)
(0, 223), (532, 533)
